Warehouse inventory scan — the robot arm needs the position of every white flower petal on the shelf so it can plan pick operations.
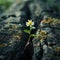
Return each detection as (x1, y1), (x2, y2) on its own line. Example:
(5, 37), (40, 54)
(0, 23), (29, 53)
(32, 22), (34, 25)
(26, 22), (29, 26)
(26, 20), (34, 27)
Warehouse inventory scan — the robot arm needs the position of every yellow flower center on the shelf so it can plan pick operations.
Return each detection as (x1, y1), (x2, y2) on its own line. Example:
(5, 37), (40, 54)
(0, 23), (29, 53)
(26, 20), (34, 26)
(28, 20), (33, 25)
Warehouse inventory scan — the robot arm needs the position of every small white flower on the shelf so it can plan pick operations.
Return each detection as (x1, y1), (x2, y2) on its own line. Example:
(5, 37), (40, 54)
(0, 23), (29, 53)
(26, 20), (34, 27)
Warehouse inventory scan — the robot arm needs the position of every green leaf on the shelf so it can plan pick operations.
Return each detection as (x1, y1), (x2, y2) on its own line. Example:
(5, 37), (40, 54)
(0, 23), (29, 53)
(31, 26), (35, 29)
(24, 30), (30, 34)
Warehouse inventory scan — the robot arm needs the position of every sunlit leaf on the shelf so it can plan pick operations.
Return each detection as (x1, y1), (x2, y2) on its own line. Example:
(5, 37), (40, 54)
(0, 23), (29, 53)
(24, 29), (30, 34)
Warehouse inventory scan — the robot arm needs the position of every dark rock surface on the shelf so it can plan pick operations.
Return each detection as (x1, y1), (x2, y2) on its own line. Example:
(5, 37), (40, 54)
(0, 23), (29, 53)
(0, 0), (60, 60)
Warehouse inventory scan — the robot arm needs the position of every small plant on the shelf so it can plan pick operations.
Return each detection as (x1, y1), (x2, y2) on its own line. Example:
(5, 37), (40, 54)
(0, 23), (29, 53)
(24, 20), (36, 48)
(24, 20), (36, 37)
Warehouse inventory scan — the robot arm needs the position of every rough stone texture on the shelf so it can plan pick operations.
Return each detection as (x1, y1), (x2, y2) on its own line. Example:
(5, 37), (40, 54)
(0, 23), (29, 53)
(0, 0), (60, 60)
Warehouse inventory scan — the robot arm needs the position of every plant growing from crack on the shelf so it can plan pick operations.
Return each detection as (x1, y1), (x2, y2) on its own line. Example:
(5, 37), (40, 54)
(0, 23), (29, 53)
(24, 20), (36, 48)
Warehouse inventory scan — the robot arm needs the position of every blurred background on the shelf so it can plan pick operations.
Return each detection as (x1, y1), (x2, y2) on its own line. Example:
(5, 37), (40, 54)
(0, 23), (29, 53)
(0, 0), (60, 11)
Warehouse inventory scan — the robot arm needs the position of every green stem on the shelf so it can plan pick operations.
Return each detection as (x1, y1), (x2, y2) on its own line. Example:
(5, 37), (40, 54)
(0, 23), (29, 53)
(24, 26), (32, 49)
